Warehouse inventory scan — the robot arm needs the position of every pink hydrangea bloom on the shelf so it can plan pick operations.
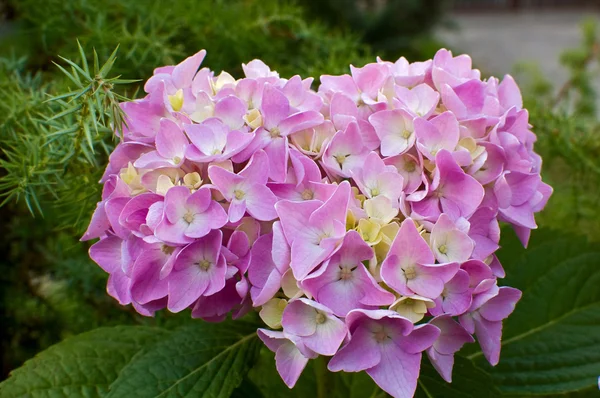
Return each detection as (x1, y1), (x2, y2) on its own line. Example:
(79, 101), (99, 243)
(84, 48), (551, 397)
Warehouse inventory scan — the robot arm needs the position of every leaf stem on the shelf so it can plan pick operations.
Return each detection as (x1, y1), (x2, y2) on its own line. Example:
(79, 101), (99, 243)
(314, 356), (332, 398)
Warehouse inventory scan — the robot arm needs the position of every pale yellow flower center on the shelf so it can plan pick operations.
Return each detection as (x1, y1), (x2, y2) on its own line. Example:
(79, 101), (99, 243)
(301, 189), (314, 200)
(404, 161), (416, 173)
(168, 89), (184, 112)
(198, 259), (211, 271)
(340, 267), (353, 280)
(315, 311), (326, 324)
(183, 211), (195, 224)
(234, 189), (245, 200)
(438, 244), (448, 254)
(269, 127), (281, 138)
(161, 245), (175, 255)
(404, 267), (417, 280)
(334, 154), (347, 166)
(374, 328), (389, 343)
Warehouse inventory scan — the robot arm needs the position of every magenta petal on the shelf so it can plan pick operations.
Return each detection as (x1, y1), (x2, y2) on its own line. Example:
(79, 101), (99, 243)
(119, 193), (162, 231)
(239, 150), (270, 185)
(81, 202), (110, 241)
(355, 266), (396, 307)
(276, 199), (322, 243)
(328, 325), (381, 372)
(474, 314), (502, 366)
(245, 184), (278, 221)
(228, 200), (247, 224)
(302, 314), (347, 355)
(366, 343), (421, 398)
(381, 218), (435, 294)
(275, 340), (310, 388)
(257, 329), (312, 389)
(248, 233), (275, 283)
(369, 109), (415, 156)
(435, 149), (484, 218)
(214, 95), (246, 130)
(398, 323), (440, 354)
(167, 230), (224, 312)
(156, 118), (188, 159)
(185, 186), (212, 214)
(130, 248), (169, 304)
(154, 218), (192, 245)
(89, 236), (123, 273)
(258, 329), (288, 352)
(290, 238), (329, 280)
(164, 186), (190, 224)
(185, 201), (228, 238)
(431, 213), (474, 263)
(282, 298), (348, 356)
(105, 197), (130, 239)
(461, 259), (493, 288)
(261, 84), (290, 130)
(248, 233), (281, 306)
(309, 181), (351, 228)
(479, 286), (522, 322)
(498, 74), (522, 110)
(278, 110), (324, 136)
(430, 315), (474, 355)
(282, 299), (319, 337)
(426, 348), (455, 383)
(407, 262), (460, 299)
(251, 269), (282, 306)
(208, 166), (244, 201)
(224, 129), (254, 159)
(134, 150), (176, 169)
(426, 315), (474, 382)
(107, 269), (132, 305)
(317, 278), (365, 317)
(264, 136), (288, 182)
(172, 50), (206, 88)
(185, 123), (222, 157)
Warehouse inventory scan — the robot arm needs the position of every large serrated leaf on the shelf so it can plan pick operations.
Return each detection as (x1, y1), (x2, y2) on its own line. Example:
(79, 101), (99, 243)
(468, 229), (600, 395)
(105, 320), (262, 398)
(0, 326), (167, 398)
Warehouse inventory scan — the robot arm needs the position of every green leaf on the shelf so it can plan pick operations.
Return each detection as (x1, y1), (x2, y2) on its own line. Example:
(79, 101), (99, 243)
(230, 379), (265, 398)
(0, 326), (168, 398)
(105, 320), (262, 398)
(330, 369), (381, 398)
(468, 228), (600, 395)
(416, 356), (502, 398)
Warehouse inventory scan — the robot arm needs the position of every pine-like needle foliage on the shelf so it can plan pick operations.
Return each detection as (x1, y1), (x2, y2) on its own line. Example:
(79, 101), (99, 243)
(0, 43), (135, 224)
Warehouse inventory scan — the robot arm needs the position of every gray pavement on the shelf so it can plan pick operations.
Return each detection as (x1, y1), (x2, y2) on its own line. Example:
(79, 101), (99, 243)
(438, 10), (600, 86)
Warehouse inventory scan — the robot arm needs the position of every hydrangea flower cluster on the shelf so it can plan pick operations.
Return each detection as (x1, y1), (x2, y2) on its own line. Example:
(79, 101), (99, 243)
(83, 48), (551, 398)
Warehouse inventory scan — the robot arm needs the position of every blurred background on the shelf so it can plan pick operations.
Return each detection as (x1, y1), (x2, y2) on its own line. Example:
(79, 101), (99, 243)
(1, 0), (600, 383)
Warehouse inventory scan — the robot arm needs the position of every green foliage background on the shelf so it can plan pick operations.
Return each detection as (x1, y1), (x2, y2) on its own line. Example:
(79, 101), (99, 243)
(0, 0), (599, 396)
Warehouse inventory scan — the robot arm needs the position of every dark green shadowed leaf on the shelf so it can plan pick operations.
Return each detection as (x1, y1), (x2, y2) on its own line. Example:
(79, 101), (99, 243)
(105, 320), (262, 398)
(467, 228), (600, 395)
(416, 356), (501, 398)
(230, 378), (265, 398)
(0, 326), (168, 398)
